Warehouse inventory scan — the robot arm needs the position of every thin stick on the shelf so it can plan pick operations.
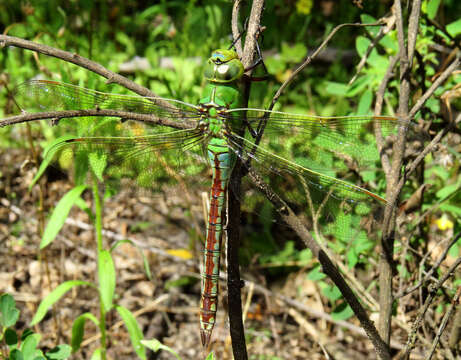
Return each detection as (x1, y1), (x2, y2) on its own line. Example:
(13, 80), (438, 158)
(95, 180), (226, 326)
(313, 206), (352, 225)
(268, 21), (385, 111)
(0, 109), (193, 130)
(0, 35), (172, 110)
(402, 257), (461, 358)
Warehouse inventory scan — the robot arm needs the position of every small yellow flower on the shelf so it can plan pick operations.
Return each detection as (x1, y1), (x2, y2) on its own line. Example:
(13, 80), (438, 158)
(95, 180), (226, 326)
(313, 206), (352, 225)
(435, 214), (454, 231)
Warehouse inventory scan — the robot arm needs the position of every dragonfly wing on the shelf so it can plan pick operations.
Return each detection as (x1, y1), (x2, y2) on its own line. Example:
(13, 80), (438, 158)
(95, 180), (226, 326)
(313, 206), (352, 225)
(13, 80), (202, 123)
(48, 127), (208, 193)
(227, 108), (426, 172)
(227, 132), (391, 243)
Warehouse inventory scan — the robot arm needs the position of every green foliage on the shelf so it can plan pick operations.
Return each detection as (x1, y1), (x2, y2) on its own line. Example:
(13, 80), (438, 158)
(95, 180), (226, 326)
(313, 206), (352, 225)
(98, 250), (116, 311)
(140, 338), (182, 359)
(115, 306), (146, 360)
(70, 313), (99, 353)
(40, 185), (87, 249)
(0, 294), (71, 360)
(30, 281), (95, 326)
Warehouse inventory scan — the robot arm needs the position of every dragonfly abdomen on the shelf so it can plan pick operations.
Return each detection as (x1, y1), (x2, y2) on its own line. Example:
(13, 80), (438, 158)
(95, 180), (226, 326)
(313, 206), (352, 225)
(200, 142), (235, 347)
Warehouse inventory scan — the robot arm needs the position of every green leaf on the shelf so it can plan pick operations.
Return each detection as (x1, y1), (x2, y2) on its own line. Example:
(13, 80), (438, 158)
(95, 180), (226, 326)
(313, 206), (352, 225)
(5, 327), (18, 347)
(356, 36), (371, 57)
(347, 248), (359, 268)
(322, 285), (341, 302)
(307, 265), (326, 281)
(115, 305), (146, 359)
(332, 302), (354, 321)
(30, 281), (94, 326)
(9, 349), (24, 360)
(357, 89), (373, 115)
(88, 152), (107, 182)
(90, 348), (102, 360)
(41, 185), (87, 249)
(361, 14), (378, 36)
(140, 339), (181, 360)
(21, 329), (34, 341)
(20, 333), (41, 359)
(426, 0), (441, 19)
(71, 313), (99, 353)
(205, 351), (216, 360)
(436, 183), (461, 199)
(439, 203), (461, 216)
(98, 250), (116, 311)
(0, 293), (20, 327)
(447, 18), (461, 37)
(280, 42), (307, 63)
(324, 81), (348, 96)
(29, 135), (75, 190)
(45, 345), (72, 359)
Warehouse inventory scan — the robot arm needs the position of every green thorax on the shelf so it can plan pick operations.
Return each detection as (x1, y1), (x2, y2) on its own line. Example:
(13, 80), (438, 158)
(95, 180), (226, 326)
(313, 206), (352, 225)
(199, 49), (244, 136)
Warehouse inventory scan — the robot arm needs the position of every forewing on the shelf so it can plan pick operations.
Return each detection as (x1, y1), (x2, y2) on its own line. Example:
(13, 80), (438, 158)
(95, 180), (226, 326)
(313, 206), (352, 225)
(13, 80), (202, 124)
(228, 108), (426, 173)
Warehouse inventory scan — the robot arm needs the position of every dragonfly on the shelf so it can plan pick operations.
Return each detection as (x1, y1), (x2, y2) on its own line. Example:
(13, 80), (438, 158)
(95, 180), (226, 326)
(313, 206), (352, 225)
(6, 49), (415, 347)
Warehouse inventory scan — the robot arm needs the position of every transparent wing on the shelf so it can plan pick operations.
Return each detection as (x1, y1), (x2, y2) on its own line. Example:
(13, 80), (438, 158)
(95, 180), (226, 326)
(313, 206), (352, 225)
(48, 126), (208, 193)
(227, 108), (426, 172)
(13, 80), (203, 122)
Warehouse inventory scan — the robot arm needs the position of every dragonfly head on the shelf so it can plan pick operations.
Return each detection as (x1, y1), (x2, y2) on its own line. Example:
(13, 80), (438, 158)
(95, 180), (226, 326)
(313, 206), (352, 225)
(204, 49), (244, 83)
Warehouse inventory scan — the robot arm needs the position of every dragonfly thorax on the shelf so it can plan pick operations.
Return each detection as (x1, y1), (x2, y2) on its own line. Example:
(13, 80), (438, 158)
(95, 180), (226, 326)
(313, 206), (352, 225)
(197, 104), (230, 137)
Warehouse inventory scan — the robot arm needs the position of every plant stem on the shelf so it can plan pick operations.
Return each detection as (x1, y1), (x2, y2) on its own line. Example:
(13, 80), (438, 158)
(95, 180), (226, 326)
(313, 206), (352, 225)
(93, 181), (103, 253)
(92, 181), (107, 359)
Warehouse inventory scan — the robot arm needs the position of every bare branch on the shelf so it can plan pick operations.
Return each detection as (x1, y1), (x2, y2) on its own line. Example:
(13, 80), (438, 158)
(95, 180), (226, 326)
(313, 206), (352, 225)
(402, 257), (461, 358)
(227, 2), (266, 359)
(241, 0), (265, 70)
(407, 0), (422, 64)
(0, 109), (193, 130)
(268, 21), (386, 111)
(0, 35), (171, 106)
(349, 14), (396, 85)
(395, 232), (461, 299)
(425, 287), (460, 360)
(409, 55), (460, 119)
(231, 0), (243, 57)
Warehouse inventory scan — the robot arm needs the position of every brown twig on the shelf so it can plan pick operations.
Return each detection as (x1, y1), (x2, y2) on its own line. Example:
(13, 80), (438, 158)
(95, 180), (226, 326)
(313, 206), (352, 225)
(0, 35), (173, 108)
(402, 257), (461, 359)
(231, 0), (243, 57)
(395, 232), (461, 299)
(267, 21), (386, 112)
(425, 287), (461, 360)
(349, 14), (397, 85)
(0, 109), (193, 130)
(378, 0), (422, 345)
(409, 55), (460, 119)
